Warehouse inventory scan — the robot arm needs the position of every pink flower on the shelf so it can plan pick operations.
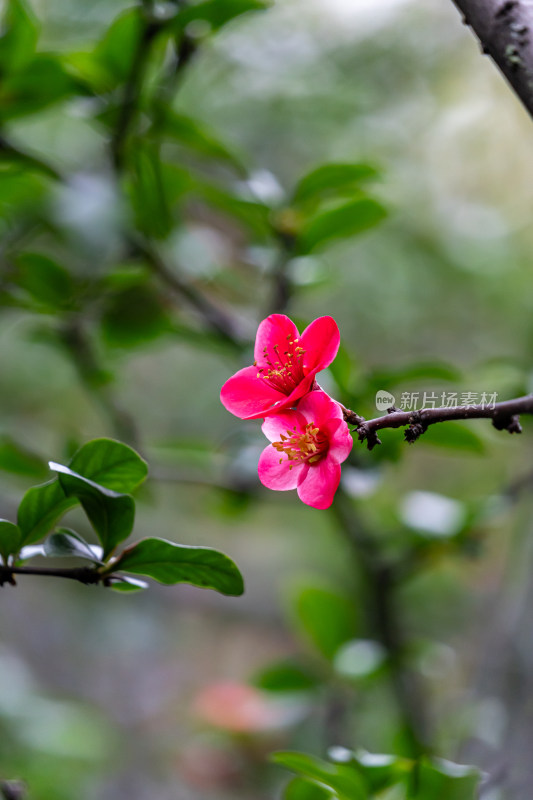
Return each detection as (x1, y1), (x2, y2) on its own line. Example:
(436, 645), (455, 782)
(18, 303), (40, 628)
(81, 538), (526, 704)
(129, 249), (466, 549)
(220, 314), (340, 420)
(193, 682), (301, 733)
(258, 390), (352, 509)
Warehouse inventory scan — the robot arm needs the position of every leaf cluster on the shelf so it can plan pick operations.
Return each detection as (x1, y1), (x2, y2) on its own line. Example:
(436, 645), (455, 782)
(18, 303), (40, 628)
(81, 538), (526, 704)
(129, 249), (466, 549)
(0, 438), (244, 596)
(275, 749), (482, 800)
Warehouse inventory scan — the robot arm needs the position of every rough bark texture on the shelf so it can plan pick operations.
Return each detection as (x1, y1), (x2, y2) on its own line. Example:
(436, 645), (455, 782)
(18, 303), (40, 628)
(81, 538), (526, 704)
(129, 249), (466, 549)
(343, 393), (533, 450)
(451, 0), (533, 117)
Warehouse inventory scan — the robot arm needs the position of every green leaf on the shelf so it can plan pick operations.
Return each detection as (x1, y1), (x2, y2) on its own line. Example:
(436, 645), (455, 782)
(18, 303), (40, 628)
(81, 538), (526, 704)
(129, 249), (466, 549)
(50, 462), (135, 559)
(0, 520), (23, 563)
(93, 8), (143, 89)
(272, 752), (367, 800)
(101, 285), (171, 348)
(291, 586), (358, 660)
(101, 263), (151, 291)
(409, 757), (481, 800)
(0, 54), (77, 121)
(15, 253), (75, 311)
(17, 440), (146, 547)
(0, 436), (47, 479)
(175, 0), (269, 32)
(69, 438), (148, 493)
(111, 537), (244, 596)
(44, 529), (103, 563)
(422, 423), (485, 455)
(329, 749), (411, 794)
(296, 197), (387, 254)
(284, 778), (333, 800)
(0, 0), (39, 73)
(253, 660), (321, 693)
(156, 106), (243, 168)
(292, 163), (380, 206)
(160, 162), (197, 206)
(127, 143), (174, 239)
(196, 182), (271, 238)
(0, 166), (46, 220)
(17, 479), (74, 546)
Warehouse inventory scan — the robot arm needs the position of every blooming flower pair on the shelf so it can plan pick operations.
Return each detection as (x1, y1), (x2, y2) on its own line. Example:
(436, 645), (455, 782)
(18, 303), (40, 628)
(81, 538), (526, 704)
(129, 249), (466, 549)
(220, 314), (353, 509)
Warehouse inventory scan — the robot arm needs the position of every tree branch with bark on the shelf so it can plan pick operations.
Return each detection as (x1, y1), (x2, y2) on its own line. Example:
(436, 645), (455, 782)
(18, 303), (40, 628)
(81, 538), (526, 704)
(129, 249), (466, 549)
(450, 0), (533, 118)
(342, 393), (533, 449)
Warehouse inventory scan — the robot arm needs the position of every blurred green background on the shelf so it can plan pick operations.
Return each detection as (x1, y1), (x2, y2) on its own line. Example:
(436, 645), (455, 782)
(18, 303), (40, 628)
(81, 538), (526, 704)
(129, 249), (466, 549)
(1, 0), (533, 797)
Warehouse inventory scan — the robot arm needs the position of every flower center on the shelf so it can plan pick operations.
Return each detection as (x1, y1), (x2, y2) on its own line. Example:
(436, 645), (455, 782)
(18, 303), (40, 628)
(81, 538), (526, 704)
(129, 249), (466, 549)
(255, 336), (306, 394)
(273, 423), (328, 468)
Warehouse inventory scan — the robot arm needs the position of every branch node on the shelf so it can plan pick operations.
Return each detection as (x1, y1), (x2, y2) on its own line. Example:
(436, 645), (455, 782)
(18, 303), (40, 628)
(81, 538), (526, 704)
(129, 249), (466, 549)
(405, 422), (427, 443)
(75, 568), (102, 586)
(357, 424), (382, 450)
(492, 413), (522, 434)
(495, 1), (518, 20)
(343, 408), (365, 426)
(0, 570), (16, 587)
(403, 411), (428, 443)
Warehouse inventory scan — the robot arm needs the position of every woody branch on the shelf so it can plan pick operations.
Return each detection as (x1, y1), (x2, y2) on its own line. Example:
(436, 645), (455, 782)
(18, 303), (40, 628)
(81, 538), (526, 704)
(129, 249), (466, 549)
(450, 0), (533, 119)
(342, 393), (533, 450)
(0, 564), (105, 587)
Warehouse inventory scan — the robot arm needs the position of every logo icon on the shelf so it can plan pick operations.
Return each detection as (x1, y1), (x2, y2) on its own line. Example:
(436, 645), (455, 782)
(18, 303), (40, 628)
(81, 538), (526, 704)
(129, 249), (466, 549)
(375, 390), (396, 412)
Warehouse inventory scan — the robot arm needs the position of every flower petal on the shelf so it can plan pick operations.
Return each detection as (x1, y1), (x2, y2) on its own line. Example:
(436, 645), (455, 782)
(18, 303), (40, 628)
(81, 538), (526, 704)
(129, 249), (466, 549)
(220, 366), (285, 419)
(280, 370), (319, 409)
(300, 316), (340, 372)
(262, 410), (307, 443)
(258, 445), (307, 491)
(325, 419), (353, 463)
(297, 457), (341, 509)
(297, 389), (343, 427)
(254, 314), (300, 367)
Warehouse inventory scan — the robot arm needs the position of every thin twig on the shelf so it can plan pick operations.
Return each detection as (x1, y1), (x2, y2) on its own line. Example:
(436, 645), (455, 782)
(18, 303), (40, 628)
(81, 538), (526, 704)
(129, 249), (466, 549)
(109, 13), (245, 349)
(110, 15), (162, 171)
(331, 488), (430, 756)
(266, 232), (296, 315)
(345, 394), (532, 450)
(152, 28), (198, 118)
(0, 564), (102, 587)
(133, 236), (245, 347)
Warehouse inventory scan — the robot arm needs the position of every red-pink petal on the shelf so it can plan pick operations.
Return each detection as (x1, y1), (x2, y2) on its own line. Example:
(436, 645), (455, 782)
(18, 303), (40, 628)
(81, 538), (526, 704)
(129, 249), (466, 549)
(220, 366), (285, 419)
(300, 316), (340, 373)
(258, 445), (307, 491)
(262, 410), (307, 443)
(278, 370), (319, 410)
(325, 419), (353, 463)
(254, 314), (300, 367)
(297, 457), (341, 509)
(297, 389), (343, 427)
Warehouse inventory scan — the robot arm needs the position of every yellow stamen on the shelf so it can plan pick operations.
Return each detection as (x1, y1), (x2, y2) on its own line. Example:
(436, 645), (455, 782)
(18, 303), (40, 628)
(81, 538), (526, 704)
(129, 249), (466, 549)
(273, 422), (328, 467)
